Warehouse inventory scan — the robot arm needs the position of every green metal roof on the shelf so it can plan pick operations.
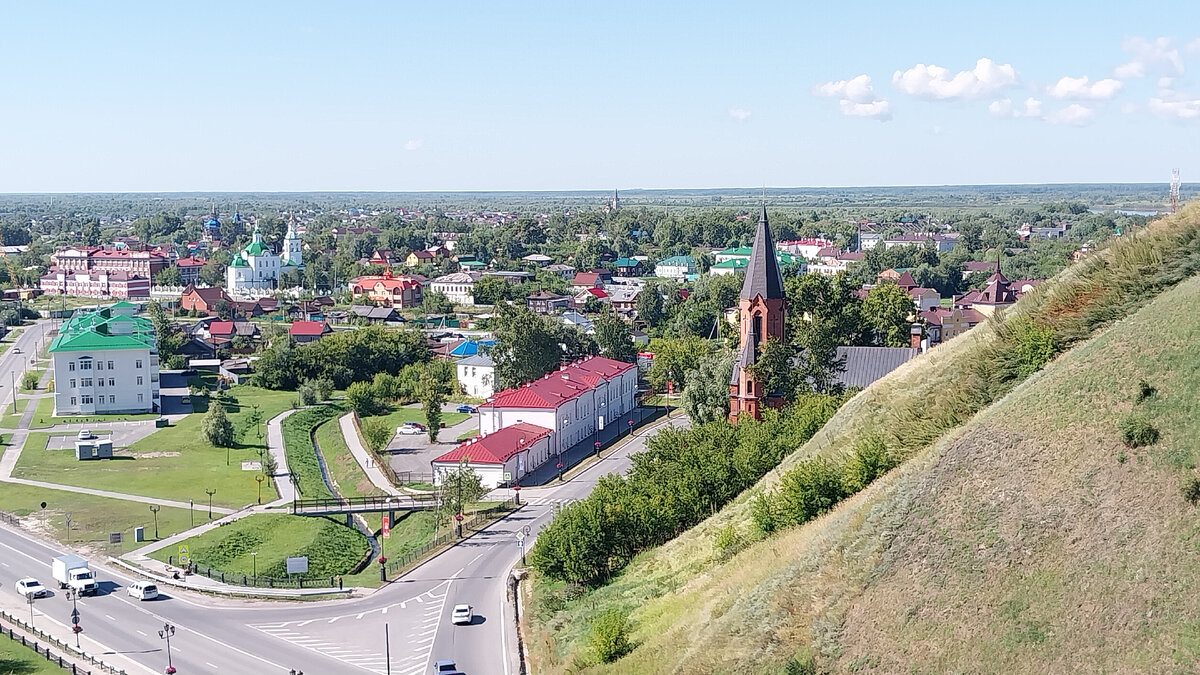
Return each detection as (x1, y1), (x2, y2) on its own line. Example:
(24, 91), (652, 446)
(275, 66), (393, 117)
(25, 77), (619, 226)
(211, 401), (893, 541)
(657, 255), (696, 267)
(50, 305), (156, 353)
(229, 255), (249, 267)
(242, 241), (270, 256)
(460, 260), (486, 267)
(109, 301), (137, 309)
(613, 257), (640, 267)
(712, 258), (748, 269)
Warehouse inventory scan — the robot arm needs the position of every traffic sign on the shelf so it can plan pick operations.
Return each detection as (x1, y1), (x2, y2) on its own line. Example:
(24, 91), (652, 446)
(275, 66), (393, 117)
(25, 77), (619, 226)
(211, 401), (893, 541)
(382, 516), (391, 539)
(515, 531), (525, 542)
(503, 472), (512, 482)
(517, 540), (524, 548)
(178, 544), (190, 565)
(523, 525), (532, 536)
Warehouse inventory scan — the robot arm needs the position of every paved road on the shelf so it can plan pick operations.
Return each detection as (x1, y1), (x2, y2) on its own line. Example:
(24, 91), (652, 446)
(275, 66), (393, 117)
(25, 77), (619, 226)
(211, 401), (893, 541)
(0, 405), (689, 675)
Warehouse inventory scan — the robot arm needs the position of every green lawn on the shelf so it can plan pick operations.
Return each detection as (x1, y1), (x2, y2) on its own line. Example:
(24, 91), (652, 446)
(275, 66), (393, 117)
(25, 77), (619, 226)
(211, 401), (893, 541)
(364, 407), (469, 432)
(26, 396), (158, 429)
(0, 398), (29, 428)
(0, 629), (67, 675)
(0, 480), (194, 553)
(456, 428), (480, 442)
(282, 404), (347, 500)
(148, 513), (370, 580)
(314, 417), (385, 500)
(19, 367), (45, 393)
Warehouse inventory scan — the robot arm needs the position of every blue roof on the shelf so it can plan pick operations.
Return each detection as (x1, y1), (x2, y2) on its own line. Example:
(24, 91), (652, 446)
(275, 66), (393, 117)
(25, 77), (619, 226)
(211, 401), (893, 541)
(448, 339), (496, 357)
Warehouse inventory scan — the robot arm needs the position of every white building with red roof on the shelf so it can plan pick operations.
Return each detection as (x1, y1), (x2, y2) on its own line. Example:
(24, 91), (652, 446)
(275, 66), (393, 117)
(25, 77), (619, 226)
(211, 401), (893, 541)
(431, 422), (553, 489)
(477, 355), (638, 460)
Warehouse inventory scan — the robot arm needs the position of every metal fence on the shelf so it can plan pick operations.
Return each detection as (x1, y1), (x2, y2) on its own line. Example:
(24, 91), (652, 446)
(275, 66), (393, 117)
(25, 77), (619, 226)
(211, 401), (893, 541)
(384, 497), (519, 576)
(164, 559), (351, 590)
(0, 510), (19, 526)
(0, 610), (124, 675)
(291, 493), (438, 515)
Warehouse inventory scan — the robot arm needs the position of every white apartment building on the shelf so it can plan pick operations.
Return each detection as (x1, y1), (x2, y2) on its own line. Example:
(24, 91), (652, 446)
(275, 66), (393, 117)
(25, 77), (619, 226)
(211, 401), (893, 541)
(477, 355), (638, 457)
(456, 353), (496, 398)
(430, 271), (480, 306)
(50, 303), (160, 415)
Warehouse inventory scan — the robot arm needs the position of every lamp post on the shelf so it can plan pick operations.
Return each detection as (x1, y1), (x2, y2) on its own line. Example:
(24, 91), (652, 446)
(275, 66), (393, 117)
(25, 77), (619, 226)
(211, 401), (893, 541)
(149, 504), (160, 540)
(378, 555), (388, 582)
(158, 623), (176, 674)
(454, 513), (464, 538)
(205, 489), (216, 519)
(628, 418), (634, 438)
(256, 474), (265, 504)
(594, 441), (600, 458)
(25, 590), (35, 626)
(65, 588), (82, 648)
(512, 485), (521, 506)
(189, 499), (194, 528)
(250, 552), (257, 580)
(556, 460), (563, 483)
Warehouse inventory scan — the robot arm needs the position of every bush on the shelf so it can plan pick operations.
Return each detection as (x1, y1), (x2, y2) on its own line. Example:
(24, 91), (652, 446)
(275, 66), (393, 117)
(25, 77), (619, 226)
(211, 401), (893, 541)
(202, 403), (235, 448)
(712, 524), (744, 561)
(589, 610), (632, 663)
(1008, 316), (1059, 378)
(778, 456), (847, 526)
(20, 371), (39, 391)
(297, 383), (317, 407)
(313, 377), (334, 402)
(1183, 477), (1200, 505)
(361, 417), (392, 453)
(750, 493), (778, 535)
(1119, 415), (1160, 448)
(1136, 379), (1157, 404)
(842, 435), (895, 492)
(784, 649), (817, 675)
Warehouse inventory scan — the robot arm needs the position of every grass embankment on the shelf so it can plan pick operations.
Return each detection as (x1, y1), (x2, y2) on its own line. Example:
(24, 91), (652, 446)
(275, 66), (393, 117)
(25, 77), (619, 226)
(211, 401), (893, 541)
(12, 386), (294, 509)
(282, 404), (348, 500)
(27, 395), (161, 428)
(0, 481), (192, 553)
(149, 513), (369, 579)
(0, 630), (66, 675)
(314, 418), (384, 500)
(527, 205), (1200, 672)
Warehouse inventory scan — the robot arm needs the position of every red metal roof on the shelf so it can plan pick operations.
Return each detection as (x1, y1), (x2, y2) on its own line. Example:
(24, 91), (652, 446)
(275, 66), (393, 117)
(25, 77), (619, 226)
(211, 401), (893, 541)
(289, 321), (330, 336)
(584, 287), (608, 299)
(209, 321), (235, 336)
(480, 355), (637, 410)
(432, 423), (552, 465)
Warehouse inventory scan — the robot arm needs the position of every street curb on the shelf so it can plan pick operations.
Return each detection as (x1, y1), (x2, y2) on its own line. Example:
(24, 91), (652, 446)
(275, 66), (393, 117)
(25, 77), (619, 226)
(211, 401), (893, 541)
(108, 558), (354, 600)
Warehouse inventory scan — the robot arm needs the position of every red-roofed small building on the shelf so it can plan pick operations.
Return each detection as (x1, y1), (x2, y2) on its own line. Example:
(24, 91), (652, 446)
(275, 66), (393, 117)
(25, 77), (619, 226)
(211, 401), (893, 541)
(348, 269), (425, 308)
(174, 256), (206, 285)
(180, 285), (231, 316)
(431, 423), (553, 488)
(289, 320), (332, 344)
(572, 271), (603, 289)
(908, 286), (941, 312)
(478, 355), (638, 458)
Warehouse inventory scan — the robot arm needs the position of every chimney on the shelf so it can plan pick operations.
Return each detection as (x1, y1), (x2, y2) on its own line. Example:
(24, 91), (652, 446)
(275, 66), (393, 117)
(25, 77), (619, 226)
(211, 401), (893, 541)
(562, 373), (570, 380)
(909, 323), (924, 350)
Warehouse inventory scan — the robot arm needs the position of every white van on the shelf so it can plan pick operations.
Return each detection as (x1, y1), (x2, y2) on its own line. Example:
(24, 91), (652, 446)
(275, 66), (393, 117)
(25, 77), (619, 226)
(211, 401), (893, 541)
(127, 581), (159, 601)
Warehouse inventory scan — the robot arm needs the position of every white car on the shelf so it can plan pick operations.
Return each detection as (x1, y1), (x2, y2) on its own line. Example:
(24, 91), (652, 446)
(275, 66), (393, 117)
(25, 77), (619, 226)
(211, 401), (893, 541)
(451, 604), (473, 625)
(396, 423), (426, 436)
(77, 429), (93, 441)
(15, 578), (49, 598)
(127, 581), (159, 601)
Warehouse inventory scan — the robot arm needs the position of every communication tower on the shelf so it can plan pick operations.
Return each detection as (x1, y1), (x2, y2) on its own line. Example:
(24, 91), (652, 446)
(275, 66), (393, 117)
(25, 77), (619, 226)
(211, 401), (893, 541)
(1170, 169), (1181, 214)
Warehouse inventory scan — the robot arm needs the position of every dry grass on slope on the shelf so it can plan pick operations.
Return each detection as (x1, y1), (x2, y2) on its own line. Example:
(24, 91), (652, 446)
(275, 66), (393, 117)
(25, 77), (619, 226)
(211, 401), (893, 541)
(528, 204), (1200, 673)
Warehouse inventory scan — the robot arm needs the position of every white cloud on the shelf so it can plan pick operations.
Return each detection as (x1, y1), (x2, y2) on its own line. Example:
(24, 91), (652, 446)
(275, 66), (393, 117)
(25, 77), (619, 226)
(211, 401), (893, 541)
(1149, 87), (1200, 121)
(728, 108), (752, 122)
(1045, 104), (1096, 126)
(930, 125), (944, 136)
(1048, 75), (1123, 100)
(1116, 36), (1184, 78)
(989, 97), (1042, 119)
(403, 139), (423, 151)
(891, 58), (1018, 100)
(813, 74), (892, 121)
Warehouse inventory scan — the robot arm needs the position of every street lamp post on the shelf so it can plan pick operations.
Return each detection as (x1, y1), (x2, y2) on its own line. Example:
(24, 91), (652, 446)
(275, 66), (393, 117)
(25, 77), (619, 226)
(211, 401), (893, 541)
(594, 441), (601, 458)
(205, 488), (216, 519)
(250, 552), (257, 580)
(158, 623), (176, 674)
(65, 588), (82, 648)
(189, 499), (194, 528)
(149, 504), (160, 540)
(256, 474), (265, 504)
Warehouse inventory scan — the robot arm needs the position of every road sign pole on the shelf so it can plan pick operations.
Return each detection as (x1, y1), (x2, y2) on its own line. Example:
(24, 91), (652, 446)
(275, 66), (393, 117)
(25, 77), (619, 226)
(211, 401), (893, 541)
(385, 623), (391, 675)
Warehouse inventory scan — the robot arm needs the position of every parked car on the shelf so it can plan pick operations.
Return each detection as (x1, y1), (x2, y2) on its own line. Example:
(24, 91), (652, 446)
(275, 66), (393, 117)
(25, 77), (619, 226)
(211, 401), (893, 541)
(396, 422), (426, 436)
(451, 604), (473, 625)
(455, 405), (475, 414)
(77, 429), (93, 440)
(12, 347), (20, 354)
(127, 581), (159, 601)
(15, 578), (49, 598)
(433, 661), (464, 675)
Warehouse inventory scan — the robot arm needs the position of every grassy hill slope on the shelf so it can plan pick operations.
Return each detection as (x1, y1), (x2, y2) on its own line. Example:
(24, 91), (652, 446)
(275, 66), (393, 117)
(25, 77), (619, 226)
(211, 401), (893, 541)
(527, 204), (1200, 673)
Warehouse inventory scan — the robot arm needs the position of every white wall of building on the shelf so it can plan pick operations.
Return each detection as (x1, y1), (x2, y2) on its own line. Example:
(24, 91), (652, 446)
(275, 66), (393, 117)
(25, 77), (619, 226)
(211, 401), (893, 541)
(456, 362), (495, 398)
(53, 348), (159, 415)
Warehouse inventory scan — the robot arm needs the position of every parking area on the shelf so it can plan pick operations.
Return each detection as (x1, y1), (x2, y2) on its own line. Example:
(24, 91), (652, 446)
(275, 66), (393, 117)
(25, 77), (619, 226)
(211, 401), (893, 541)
(43, 423), (158, 449)
(386, 406), (477, 480)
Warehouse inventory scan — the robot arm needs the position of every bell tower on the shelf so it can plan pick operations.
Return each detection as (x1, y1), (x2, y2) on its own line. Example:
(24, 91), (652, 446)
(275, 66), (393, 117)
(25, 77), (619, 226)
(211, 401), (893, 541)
(729, 204), (787, 424)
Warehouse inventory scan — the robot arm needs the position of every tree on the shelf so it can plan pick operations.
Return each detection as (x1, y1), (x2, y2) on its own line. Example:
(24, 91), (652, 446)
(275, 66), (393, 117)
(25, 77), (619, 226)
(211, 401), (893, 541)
(154, 266), (183, 286)
(20, 370), (39, 391)
(421, 290), (453, 315)
(202, 402), (235, 448)
(593, 312), (635, 362)
(745, 337), (795, 399)
(492, 305), (567, 390)
(635, 284), (664, 327)
(438, 460), (486, 518)
(198, 258), (226, 286)
(297, 382), (317, 406)
(862, 284), (914, 347)
(213, 299), (232, 321)
(80, 219), (101, 246)
(420, 371), (446, 443)
(361, 417), (392, 453)
(471, 275), (511, 306)
(146, 302), (184, 365)
(680, 350), (735, 423)
(646, 336), (710, 392)
(346, 381), (383, 416)
(793, 315), (846, 395)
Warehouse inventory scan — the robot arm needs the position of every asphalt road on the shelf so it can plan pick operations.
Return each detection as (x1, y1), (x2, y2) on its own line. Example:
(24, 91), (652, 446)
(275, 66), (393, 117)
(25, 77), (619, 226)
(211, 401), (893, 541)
(0, 383), (690, 675)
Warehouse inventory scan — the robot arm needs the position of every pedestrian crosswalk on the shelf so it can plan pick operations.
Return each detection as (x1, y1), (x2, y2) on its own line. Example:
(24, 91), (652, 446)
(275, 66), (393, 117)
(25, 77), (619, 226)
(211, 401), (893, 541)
(524, 496), (576, 507)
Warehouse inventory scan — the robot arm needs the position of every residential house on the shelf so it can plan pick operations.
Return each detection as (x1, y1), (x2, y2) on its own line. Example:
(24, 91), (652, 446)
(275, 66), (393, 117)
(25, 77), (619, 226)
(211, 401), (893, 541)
(883, 232), (957, 252)
(545, 263), (576, 280)
(612, 258), (641, 277)
(919, 306), (986, 345)
(289, 321), (332, 343)
(348, 305), (402, 324)
(908, 287), (941, 312)
(955, 261), (1017, 317)
(207, 321), (260, 345)
(629, 329), (650, 347)
(477, 355), (639, 458)
(654, 255), (696, 280)
(485, 270), (535, 284)
(456, 353), (496, 398)
(776, 238), (836, 259)
(431, 422), (552, 489)
(368, 249), (401, 267)
(430, 272), (480, 306)
(50, 303), (160, 415)
(522, 254), (553, 267)
(605, 285), (641, 317)
(877, 268), (918, 291)
(348, 270), (424, 308)
(808, 250), (863, 276)
(561, 310), (595, 334)
(174, 257), (206, 285)
(406, 249), (436, 267)
(961, 260), (997, 279)
(572, 287), (608, 309)
(832, 346), (921, 390)
(571, 272), (603, 290)
(526, 290), (570, 315)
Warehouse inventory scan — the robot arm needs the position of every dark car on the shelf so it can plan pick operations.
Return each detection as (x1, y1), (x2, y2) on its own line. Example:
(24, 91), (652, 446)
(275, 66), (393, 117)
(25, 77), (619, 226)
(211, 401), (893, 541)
(455, 405), (475, 414)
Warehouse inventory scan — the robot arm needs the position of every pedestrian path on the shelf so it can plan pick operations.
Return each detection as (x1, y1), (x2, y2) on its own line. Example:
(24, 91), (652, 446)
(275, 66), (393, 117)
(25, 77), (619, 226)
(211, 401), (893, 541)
(1, 476), (236, 513)
(339, 412), (402, 496)
(264, 408), (298, 505)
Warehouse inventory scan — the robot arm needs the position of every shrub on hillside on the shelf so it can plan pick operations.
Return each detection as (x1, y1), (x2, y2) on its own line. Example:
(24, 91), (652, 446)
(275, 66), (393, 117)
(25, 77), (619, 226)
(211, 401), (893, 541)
(1119, 415), (1160, 448)
(712, 524), (745, 561)
(784, 650), (817, 675)
(842, 434), (895, 492)
(1007, 316), (1060, 378)
(750, 493), (778, 536)
(778, 456), (847, 526)
(1136, 379), (1157, 404)
(589, 610), (632, 663)
(1182, 477), (1200, 505)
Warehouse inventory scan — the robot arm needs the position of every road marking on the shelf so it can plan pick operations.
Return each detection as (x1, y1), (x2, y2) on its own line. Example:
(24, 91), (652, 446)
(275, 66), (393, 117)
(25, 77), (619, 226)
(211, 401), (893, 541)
(136, 629), (147, 636)
(105, 614), (116, 621)
(205, 663), (217, 670)
(356, 612), (365, 619)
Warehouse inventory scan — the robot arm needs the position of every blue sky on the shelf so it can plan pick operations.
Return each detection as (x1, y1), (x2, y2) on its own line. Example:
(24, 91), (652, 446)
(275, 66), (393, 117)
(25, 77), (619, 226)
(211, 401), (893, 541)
(1, 1), (1198, 192)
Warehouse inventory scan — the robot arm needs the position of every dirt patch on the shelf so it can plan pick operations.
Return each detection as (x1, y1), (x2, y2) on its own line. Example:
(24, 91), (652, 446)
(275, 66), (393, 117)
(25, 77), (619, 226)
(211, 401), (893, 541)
(125, 451), (181, 459)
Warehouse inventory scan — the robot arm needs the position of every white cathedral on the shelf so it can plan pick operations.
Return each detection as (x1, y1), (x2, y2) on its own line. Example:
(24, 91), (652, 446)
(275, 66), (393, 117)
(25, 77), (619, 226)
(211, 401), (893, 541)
(226, 218), (303, 294)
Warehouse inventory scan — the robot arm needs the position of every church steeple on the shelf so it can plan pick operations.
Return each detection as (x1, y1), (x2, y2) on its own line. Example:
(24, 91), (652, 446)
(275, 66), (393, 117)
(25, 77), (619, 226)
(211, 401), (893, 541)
(740, 205), (784, 301)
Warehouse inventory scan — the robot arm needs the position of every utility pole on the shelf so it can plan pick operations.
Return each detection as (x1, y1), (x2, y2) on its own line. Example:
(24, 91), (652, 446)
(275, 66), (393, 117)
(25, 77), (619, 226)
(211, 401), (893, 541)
(149, 504), (160, 540)
(206, 488), (216, 519)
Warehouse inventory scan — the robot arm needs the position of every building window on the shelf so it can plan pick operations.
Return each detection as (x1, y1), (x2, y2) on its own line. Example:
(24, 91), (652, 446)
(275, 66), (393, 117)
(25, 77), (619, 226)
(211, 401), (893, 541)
(69, 379), (76, 389)
(138, 394), (143, 403)
(110, 396), (116, 404)
(108, 378), (114, 386)
(79, 360), (92, 371)
(81, 378), (92, 387)
(96, 362), (103, 371)
(108, 361), (114, 369)
(70, 397), (76, 406)
(136, 360), (143, 369)
(137, 376), (143, 385)
(81, 396), (93, 405)
(68, 362), (75, 372)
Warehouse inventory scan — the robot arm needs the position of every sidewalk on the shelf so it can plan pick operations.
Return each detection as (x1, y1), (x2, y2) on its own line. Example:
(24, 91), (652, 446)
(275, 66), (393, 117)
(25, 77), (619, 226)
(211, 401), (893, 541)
(264, 408), (298, 505)
(339, 412), (402, 496)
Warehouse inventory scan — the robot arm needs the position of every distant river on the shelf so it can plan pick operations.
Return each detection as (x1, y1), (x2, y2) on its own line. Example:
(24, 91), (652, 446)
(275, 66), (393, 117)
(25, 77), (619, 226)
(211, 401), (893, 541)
(1088, 208), (1162, 216)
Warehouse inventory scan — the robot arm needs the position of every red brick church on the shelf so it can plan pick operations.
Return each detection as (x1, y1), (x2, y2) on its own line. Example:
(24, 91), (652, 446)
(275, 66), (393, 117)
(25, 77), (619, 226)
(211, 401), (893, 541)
(728, 206), (787, 424)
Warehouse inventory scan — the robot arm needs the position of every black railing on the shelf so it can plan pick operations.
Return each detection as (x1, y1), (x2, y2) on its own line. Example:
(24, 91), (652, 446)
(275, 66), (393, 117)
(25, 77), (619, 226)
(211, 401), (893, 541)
(169, 560), (349, 590)
(0, 510), (19, 526)
(291, 494), (438, 514)
(0, 610), (124, 674)
(384, 497), (519, 575)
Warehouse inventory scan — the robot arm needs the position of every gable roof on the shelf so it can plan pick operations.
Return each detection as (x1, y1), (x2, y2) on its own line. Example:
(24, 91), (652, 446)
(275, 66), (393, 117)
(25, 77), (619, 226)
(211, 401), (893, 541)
(740, 206), (785, 300)
(289, 321), (330, 336)
(182, 285), (229, 304)
(432, 423), (553, 465)
(833, 346), (920, 389)
(480, 355), (635, 410)
(572, 272), (601, 286)
(457, 353), (495, 368)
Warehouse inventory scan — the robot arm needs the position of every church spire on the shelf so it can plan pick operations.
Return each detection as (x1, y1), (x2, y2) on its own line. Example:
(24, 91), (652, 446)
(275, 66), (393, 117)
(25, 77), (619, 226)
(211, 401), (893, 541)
(739, 203), (784, 300)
